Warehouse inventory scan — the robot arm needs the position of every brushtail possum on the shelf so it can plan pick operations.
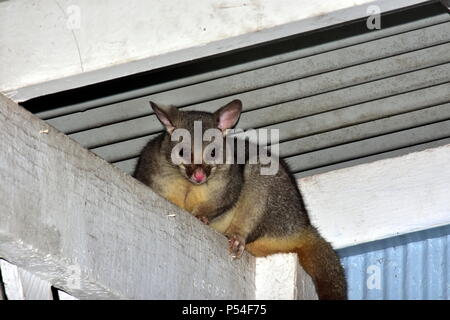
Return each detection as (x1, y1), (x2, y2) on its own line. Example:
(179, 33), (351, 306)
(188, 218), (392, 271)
(134, 99), (347, 300)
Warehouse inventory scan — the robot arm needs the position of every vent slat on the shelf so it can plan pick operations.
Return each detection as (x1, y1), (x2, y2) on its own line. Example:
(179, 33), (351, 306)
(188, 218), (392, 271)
(37, 12), (450, 120)
(286, 119), (450, 173)
(46, 21), (450, 133)
(277, 101), (450, 158)
(91, 84), (450, 163)
(114, 158), (138, 176)
(113, 136), (450, 177)
(107, 102), (450, 169)
(69, 46), (450, 149)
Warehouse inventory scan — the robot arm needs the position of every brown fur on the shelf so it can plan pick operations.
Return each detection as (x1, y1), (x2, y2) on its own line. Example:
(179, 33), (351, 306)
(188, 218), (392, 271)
(134, 100), (347, 300)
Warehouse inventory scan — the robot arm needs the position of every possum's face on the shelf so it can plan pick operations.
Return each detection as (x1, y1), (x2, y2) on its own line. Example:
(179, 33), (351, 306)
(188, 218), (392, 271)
(151, 100), (242, 185)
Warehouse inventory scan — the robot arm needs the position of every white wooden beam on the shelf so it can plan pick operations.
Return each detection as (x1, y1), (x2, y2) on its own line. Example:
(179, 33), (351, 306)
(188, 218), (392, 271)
(299, 143), (450, 249)
(57, 290), (78, 300)
(255, 254), (318, 300)
(0, 260), (24, 300)
(0, 260), (53, 300)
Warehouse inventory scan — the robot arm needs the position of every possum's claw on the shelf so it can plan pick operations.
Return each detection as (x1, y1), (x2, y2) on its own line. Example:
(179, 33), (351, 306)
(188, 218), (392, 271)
(196, 216), (209, 225)
(227, 235), (246, 259)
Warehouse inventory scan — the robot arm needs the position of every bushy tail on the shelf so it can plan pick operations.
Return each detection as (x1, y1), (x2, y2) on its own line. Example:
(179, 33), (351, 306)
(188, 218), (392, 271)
(294, 227), (347, 300)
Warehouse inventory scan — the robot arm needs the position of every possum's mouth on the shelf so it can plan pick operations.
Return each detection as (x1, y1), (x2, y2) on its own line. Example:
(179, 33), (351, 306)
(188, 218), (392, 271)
(189, 168), (207, 184)
(180, 165), (216, 185)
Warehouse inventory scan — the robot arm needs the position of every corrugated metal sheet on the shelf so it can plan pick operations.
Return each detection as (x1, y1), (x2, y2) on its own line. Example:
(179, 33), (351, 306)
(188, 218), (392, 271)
(339, 224), (450, 300)
(23, 2), (450, 179)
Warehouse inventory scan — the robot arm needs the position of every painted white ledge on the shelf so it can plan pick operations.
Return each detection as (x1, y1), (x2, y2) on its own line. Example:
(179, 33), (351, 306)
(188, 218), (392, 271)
(1, 0), (429, 101)
(255, 254), (318, 300)
(299, 144), (450, 249)
(0, 260), (53, 300)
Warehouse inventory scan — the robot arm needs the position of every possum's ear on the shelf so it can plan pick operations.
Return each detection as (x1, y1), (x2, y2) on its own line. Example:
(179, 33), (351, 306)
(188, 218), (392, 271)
(214, 99), (242, 132)
(150, 102), (179, 134)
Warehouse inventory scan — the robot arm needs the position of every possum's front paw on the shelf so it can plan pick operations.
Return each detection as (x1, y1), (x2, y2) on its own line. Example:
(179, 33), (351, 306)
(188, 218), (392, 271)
(227, 234), (246, 259)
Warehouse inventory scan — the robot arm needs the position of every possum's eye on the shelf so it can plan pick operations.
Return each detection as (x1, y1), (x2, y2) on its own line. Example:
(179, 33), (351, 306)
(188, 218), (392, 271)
(210, 149), (216, 157)
(179, 149), (184, 157)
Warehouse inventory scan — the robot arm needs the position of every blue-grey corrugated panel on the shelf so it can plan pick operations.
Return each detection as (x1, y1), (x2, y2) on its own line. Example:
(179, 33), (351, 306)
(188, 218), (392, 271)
(338, 224), (450, 300)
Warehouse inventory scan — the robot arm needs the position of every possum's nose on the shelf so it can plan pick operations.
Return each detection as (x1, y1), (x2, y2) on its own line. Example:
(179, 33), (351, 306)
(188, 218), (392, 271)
(193, 169), (206, 183)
